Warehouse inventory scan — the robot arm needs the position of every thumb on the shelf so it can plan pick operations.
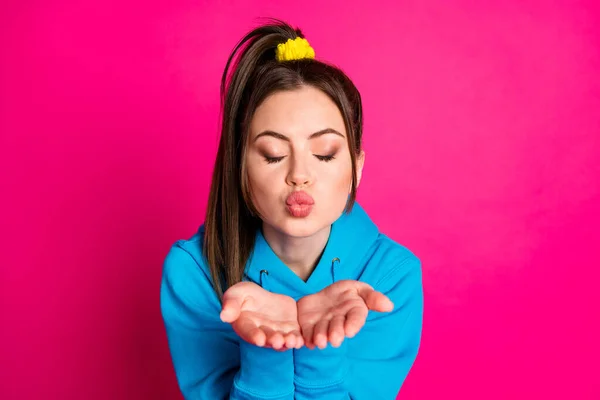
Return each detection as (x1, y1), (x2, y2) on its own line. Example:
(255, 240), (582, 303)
(358, 285), (394, 313)
(220, 293), (244, 323)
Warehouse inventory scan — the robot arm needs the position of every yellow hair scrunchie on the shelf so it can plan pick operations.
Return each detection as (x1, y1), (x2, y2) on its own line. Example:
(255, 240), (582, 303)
(275, 37), (316, 62)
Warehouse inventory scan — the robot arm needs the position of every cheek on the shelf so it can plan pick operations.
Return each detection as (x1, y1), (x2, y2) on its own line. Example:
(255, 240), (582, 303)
(246, 163), (280, 205)
(337, 158), (354, 187)
(335, 170), (352, 194)
(326, 166), (353, 213)
(319, 160), (353, 194)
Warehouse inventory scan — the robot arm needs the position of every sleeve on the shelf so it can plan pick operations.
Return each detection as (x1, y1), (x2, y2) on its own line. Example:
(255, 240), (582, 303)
(292, 255), (424, 400)
(160, 244), (296, 400)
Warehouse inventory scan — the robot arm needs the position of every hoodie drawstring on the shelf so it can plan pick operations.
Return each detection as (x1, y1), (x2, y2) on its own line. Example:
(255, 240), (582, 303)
(331, 257), (341, 282)
(259, 269), (269, 291)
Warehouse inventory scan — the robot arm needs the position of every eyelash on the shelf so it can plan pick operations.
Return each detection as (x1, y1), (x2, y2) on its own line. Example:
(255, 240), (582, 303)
(314, 154), (335, 162)
(264, 155), (336, 164)
(265, 156), (285, 164)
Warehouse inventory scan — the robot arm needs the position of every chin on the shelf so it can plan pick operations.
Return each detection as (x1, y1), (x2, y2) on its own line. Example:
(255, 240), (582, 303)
(265, 213), (330, 239)
(281, 225), (324, 238)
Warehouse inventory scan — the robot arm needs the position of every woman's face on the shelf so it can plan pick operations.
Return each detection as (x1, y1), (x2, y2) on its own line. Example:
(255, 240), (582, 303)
(246, 85), (364, 238)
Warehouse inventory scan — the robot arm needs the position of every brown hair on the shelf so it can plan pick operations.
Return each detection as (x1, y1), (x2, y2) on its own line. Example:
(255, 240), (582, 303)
(203, 18), (364, 298)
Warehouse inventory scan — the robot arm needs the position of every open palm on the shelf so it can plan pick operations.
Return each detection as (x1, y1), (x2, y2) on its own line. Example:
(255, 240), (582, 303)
(220, 281), (303, 350)
(297, 280), (394, 349)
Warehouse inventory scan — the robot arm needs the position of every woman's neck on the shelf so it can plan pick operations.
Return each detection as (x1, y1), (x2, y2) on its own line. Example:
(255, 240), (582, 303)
(261, 223), (331, 281)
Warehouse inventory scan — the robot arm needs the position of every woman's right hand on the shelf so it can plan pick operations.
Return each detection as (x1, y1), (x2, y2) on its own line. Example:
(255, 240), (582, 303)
(220, 281), (303, 351)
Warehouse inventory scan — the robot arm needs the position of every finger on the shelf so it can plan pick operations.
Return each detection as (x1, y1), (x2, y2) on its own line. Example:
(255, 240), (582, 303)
(328, 315), (346, 348)
(367, 291), (394, 312)
(236, 318), (266, 347)
(283, 332), (297, 349)
(288, 330), (304, 349)
(265, 329), (285, 350)
(358, 286), (394, 312)
(249, 327), (267, 347)
(344, 306), (368, 338)
(313, 319), (330, 349)
(284, 329), (305, 349)
(301, 323), (316, 350)
(220, 294), (244, 323)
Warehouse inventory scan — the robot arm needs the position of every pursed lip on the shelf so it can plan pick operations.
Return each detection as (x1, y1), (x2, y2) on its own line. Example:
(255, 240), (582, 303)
(285, 190), (315, 206)
(285, 191), (315, 218)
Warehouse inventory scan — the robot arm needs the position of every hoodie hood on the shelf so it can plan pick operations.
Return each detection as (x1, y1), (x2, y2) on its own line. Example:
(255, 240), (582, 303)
(243, 202), (379, 299)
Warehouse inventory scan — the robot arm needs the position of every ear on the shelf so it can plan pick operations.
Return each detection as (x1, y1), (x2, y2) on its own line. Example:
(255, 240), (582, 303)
(355, 150), (366, 189)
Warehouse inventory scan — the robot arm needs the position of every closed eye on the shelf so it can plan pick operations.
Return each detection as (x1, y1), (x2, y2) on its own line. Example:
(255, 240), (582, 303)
(265, 156), (285, 164)
(314, 154), (335, 162)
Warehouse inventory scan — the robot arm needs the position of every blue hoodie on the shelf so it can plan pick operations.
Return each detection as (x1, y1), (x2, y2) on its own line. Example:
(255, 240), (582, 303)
(160, 202), (423, 399)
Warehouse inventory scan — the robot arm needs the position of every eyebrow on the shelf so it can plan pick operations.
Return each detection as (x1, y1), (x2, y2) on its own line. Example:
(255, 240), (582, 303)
(253, 128), (345, 142)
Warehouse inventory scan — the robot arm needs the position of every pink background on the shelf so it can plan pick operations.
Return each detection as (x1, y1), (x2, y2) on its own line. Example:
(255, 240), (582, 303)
(2, 1), (599, 399)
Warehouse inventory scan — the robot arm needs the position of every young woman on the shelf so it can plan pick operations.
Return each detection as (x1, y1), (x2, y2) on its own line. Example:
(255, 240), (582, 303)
(160, 19), (423, 400)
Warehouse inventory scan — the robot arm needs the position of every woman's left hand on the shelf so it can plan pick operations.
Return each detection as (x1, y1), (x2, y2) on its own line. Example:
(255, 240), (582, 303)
(297, 280), (394, 349)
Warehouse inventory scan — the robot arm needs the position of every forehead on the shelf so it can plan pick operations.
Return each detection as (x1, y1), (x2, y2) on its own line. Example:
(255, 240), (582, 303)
(249, 86), (346, 138)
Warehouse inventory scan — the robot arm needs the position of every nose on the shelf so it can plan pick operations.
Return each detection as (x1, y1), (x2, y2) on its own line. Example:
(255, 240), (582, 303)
(286, 154), (313, 187)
